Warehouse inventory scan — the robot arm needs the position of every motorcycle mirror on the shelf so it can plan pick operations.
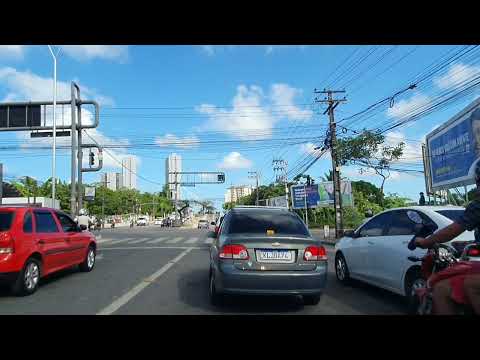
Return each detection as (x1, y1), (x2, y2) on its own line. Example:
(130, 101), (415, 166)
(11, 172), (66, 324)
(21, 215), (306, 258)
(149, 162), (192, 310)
(407, 210), (423, 224)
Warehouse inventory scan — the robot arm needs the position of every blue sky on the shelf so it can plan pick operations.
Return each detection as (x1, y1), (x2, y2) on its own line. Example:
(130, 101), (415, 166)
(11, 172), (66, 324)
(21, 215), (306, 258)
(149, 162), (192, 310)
(1, 45), (479, 210)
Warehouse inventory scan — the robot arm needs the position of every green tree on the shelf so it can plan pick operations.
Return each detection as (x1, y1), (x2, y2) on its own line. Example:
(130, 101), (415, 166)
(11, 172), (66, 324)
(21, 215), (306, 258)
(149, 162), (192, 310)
(337, 130), (405, 199)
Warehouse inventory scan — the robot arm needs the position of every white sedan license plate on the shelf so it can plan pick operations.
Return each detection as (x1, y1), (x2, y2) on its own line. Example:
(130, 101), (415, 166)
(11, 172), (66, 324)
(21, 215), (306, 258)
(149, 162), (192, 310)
(256, 249), (294, 263)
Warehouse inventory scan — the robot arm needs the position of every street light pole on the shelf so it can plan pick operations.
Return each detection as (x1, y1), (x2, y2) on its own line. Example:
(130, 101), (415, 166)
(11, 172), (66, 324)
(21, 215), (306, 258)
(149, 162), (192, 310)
(47, 46), (58, 202)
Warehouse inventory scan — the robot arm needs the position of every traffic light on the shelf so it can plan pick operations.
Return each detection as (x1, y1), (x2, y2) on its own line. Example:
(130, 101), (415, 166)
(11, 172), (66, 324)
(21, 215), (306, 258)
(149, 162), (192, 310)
(89, 151), (95, 166)
(217, 174), (225, 183)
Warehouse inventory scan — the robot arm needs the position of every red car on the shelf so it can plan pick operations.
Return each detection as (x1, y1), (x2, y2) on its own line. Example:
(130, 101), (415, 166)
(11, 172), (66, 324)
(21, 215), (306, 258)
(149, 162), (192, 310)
(0, 207), (97, 296)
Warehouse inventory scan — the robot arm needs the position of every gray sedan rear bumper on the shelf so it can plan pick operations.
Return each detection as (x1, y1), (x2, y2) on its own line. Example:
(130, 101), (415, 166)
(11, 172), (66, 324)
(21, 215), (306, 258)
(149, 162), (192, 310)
(215, 262), (327, 296)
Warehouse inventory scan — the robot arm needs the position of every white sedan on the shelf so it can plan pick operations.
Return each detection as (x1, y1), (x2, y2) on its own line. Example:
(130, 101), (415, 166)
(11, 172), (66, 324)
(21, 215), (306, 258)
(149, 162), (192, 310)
(334, 206), (475, 302)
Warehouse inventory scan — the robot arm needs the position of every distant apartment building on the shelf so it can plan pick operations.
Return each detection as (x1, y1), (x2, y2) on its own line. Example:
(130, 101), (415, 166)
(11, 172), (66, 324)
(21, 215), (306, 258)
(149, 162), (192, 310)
(165, 153), (182, 200)
(100, 172), (122, 191)
(224, 185), (253, 204)
(122, 156), (137, 190)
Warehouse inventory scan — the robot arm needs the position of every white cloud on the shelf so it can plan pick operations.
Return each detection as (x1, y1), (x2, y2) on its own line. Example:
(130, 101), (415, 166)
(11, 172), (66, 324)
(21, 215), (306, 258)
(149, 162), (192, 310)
(197, 85), (275, 140)
(197, 83), (311, 139)
(199, 45), (236, 56)
(59, 45), (129, 62)
(270, 83), (312, 121)
(155, 134), (200, 149)
(218, 152), (252, 170)
(0, 45), (26, 60)
(0, 66), (114, 106)
(300, 142), (318, 155)
(434, 63), (480, 90)
(386, 92), (431, 119)
(384, 131), (422, 164)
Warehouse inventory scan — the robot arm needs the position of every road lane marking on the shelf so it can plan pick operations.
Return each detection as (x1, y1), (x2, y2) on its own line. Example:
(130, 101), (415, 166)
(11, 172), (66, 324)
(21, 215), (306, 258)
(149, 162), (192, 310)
(108, 238), (135, 245)
(166, 237), (184, 244)
(96, 254), (104, 261)
(185, 237), (199, 244)
(204, 238), (213, 244)
(128, 237), (151, 244)
(146, 237), (167, 244)
(96, 247), (194, 315)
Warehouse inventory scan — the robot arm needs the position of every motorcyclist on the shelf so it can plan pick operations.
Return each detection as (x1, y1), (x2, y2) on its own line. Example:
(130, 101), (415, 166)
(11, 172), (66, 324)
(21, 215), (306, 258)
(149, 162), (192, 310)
(415, 161), (480, 315)
(75, 209), (91, 230)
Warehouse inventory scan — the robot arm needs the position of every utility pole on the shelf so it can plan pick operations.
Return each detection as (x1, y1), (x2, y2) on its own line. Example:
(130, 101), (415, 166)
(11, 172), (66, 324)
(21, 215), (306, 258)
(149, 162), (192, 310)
(273, 159), (289, 209)
(248, 171), (260, 205)
(47, 46), (58, 203)
(315, 89), (347, 239)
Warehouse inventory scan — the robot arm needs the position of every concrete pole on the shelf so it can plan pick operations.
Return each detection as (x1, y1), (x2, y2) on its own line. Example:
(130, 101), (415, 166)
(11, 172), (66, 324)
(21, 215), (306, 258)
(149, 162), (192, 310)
(70, 83), (77, 215)
(47, 46), (57, 202)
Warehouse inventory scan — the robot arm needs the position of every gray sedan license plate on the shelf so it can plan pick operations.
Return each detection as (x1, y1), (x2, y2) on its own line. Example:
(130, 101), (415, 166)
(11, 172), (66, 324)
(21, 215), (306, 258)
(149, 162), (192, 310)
(256, 249), (294, 263)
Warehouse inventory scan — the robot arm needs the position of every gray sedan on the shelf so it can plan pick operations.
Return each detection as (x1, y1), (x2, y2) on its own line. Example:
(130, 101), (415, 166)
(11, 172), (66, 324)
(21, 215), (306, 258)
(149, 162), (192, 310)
(209, 206), (327, 306)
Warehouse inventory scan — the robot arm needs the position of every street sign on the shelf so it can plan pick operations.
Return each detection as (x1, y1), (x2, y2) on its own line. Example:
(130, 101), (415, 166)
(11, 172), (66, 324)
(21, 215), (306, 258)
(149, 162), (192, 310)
(84, 187), (96, 201)
(168, 172), (226, 185)
(0, 104), (41, 129)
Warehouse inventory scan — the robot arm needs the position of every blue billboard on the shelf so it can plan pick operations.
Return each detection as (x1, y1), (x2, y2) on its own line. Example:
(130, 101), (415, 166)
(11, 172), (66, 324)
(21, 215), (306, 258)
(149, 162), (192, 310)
(290, 182), (353, 209)
(426, 99), (480, 190)
(291, 184), (320, 209)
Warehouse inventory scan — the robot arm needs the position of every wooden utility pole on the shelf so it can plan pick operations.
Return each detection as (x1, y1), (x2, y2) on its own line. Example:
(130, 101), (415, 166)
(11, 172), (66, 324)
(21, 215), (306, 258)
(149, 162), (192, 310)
(315, 89), (347, 239)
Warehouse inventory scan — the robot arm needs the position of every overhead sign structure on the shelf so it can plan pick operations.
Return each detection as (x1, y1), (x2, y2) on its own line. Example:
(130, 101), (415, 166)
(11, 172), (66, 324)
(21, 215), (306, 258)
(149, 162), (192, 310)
(291, 181), (353, 210)
(0, 104), (41, 129)
(425, 98), (480, 191)
(168, 172), (226, 186)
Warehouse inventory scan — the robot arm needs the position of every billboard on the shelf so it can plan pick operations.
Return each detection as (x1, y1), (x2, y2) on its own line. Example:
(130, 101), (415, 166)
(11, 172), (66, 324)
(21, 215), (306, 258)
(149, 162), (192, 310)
(426, 98), (480, 190)
(290, 181), (353, 210)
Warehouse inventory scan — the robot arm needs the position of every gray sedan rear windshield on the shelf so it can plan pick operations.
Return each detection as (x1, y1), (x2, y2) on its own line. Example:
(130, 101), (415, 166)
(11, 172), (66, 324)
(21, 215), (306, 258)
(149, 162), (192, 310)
(0, 211), (15, 231)
(435, 210), (463, 223)
(228, 211), (309, 236)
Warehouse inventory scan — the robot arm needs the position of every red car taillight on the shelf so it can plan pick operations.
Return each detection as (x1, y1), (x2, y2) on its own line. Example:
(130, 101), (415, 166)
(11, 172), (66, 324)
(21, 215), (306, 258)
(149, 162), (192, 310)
(304, 246), (327, 261)
(219, 244), (249, 260)
(467, 247), (480, 257)
(0, 232), (14, 254)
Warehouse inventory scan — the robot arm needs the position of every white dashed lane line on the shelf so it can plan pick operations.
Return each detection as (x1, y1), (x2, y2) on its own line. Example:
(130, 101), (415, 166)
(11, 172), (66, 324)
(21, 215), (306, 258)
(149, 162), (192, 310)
(166, 237), (184, 244)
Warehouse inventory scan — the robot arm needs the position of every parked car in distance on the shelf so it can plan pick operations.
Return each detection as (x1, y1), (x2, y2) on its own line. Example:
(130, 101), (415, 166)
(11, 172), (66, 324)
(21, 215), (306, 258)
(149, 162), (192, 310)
(154, 218), (163, 226)
(209, 206), (327, 306)
(136, 217), (148, 226)
(334, 206), (475, 305)
(0, 206), (97, 296)
(198, 219), (209, 229)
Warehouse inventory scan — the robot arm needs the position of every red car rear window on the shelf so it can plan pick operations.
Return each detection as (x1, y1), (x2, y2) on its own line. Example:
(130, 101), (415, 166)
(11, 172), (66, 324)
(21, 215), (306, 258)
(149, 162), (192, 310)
(0, 211), (15, 231)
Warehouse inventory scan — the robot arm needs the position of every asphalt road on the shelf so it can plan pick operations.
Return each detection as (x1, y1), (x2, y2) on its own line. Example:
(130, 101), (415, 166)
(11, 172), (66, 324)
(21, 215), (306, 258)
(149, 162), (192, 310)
(0, 227), (408, 315)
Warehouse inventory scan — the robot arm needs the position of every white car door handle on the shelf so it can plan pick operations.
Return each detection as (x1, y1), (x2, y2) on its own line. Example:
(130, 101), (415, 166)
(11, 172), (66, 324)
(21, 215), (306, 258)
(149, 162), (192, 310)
(368, 241), (374, 245)
(402, 241), (409, 244)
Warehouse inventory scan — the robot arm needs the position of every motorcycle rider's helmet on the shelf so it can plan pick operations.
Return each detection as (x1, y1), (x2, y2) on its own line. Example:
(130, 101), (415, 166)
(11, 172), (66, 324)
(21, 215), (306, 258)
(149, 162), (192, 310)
(79, 208), (87, 216)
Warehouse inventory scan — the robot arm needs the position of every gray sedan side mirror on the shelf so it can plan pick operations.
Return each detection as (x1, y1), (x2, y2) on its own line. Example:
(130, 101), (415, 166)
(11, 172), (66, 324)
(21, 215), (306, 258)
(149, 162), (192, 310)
(343, 230), (355, 238)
